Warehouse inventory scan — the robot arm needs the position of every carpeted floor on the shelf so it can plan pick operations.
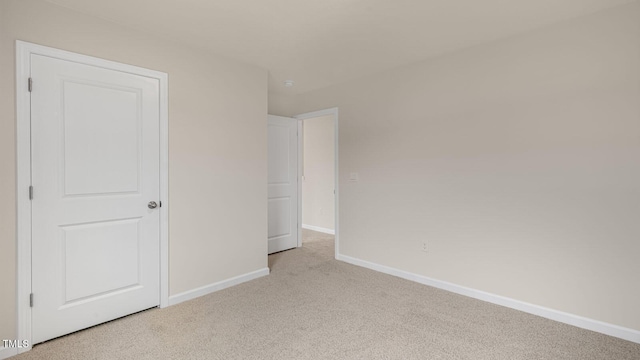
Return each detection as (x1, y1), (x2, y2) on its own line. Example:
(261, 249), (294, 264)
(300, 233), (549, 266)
(13, 229), (640, 359)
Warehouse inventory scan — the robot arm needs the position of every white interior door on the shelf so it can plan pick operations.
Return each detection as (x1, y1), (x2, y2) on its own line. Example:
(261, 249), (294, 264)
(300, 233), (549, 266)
(31, 54), (161, 344)
(268, 115), (298, 254)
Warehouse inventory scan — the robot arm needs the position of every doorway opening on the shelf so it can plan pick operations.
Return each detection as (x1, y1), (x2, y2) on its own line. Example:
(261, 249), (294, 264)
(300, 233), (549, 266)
(296, 108), (339, 258)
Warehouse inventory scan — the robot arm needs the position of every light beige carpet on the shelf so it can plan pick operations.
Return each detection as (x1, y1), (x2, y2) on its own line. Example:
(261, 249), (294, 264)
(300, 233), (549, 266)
(13, 229), (640, 359)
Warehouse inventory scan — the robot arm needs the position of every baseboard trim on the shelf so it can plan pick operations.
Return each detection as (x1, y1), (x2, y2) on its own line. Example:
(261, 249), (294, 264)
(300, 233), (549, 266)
(0, 346), (19, 360)
(337, 254), (640, 344)
(168, 267), (270, 306)
(302, 224), (335, 235)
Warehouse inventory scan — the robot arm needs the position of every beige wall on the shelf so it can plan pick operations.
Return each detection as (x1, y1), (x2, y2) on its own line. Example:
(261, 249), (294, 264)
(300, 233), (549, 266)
(302, 115), (335, 231)
(0, 0), (15, 344)
(268, 91), (297, 118)
(0, 0), (268, 341)
(294, 2), (640, 331)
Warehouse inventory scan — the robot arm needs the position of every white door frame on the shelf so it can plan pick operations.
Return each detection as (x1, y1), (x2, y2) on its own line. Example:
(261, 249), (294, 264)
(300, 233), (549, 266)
(15, 41), (169, 354)
(294, 108), (339, 259)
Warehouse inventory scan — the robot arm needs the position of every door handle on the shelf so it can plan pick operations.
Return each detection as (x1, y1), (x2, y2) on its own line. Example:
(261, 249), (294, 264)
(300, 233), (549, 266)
(148, 201), (158, 209)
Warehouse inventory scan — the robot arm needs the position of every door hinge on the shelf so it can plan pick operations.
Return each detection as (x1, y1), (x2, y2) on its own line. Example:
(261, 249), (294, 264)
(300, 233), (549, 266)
(28, 77), (33, 92)
(30, 293), (33, 307)
(29, 186), (33, 200)
(159, 201), (162, 208)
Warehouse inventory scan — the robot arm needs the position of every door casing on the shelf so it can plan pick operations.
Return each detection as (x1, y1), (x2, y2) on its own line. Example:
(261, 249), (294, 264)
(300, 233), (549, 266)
(15, 40), (169, 354)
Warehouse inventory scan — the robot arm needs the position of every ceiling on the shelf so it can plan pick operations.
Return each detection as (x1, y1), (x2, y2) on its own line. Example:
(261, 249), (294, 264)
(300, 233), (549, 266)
(45, 0), (633, 95)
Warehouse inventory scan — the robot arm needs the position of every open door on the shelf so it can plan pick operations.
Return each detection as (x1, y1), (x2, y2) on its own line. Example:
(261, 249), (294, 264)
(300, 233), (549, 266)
(267, 115), (298, 254)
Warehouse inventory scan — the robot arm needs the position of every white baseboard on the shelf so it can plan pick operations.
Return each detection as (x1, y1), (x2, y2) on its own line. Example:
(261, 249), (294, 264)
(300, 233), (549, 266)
(168, 268), (270, 306)
(0, 346), (18, 360)
(302, 224), (335, 235)
(337, 254), (640, 344)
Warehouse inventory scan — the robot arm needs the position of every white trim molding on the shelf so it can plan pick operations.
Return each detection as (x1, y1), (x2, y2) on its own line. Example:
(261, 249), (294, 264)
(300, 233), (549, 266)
(337, 254), (640, 344)
(15, 40), (170, 353)
(168, 268), (270, 306)
(0, 347), (19, 360)
(15, 40), (33, 355)
(295, 108), (339, 259)
(297, 119), (303, 248)
(302, 224), (335, 235)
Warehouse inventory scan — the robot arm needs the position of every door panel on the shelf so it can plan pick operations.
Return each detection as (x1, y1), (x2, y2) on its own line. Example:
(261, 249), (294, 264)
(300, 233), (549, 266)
(31, 54), (160, 344)
(267, 115), (298, 254)
(62, 81), (141, 196)
(61, 218), (141, 302)
(268, 198), (291, 238)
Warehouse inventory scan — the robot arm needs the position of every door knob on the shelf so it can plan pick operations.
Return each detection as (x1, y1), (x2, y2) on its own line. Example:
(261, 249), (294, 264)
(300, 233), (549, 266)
(148, 201), (158, 209)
